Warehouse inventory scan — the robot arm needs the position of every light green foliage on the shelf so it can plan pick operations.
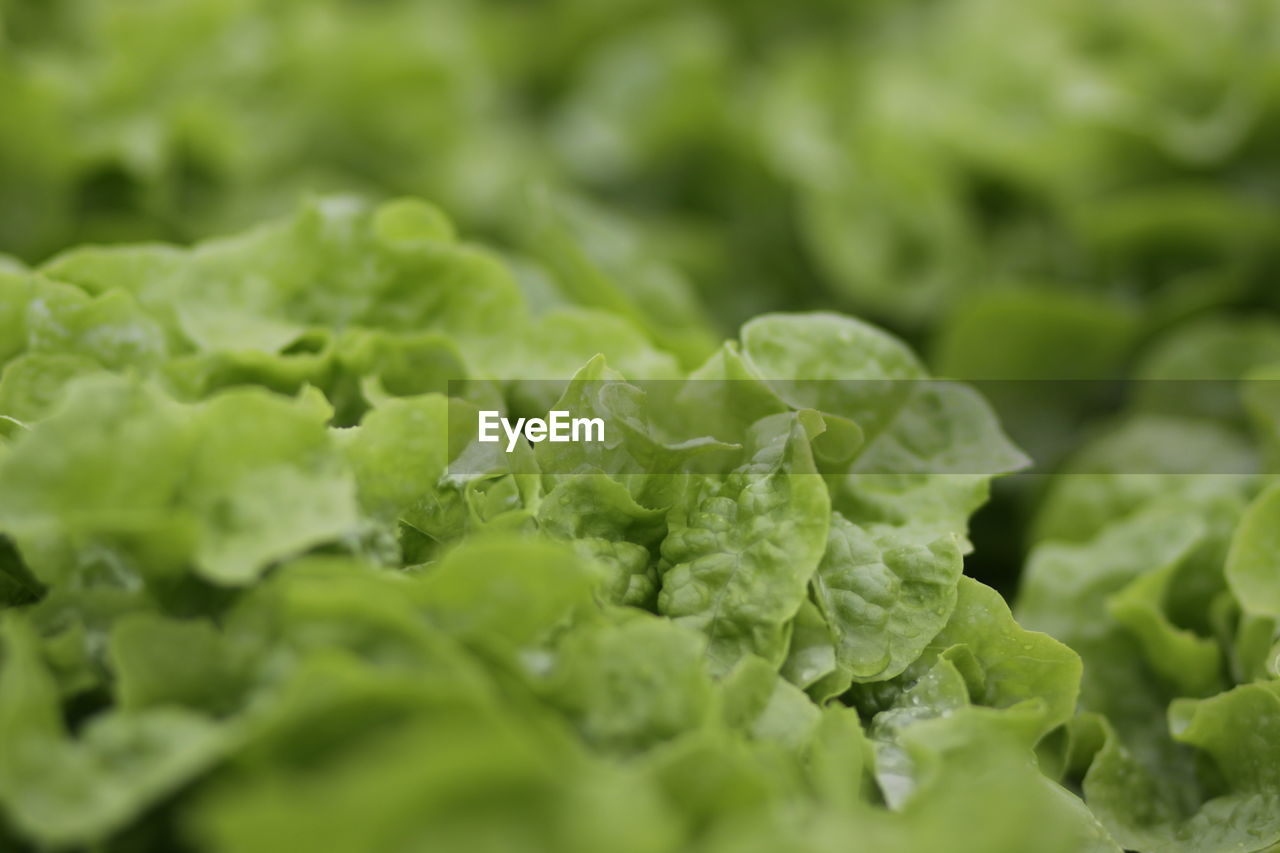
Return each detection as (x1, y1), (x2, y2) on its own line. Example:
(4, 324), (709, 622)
(5, 0), (1273, 382)
(1015, 319), (1280, 851)
(811, 513), (962, 687)
(761, 0), (1280, 334)
(0, 615), (232, 846)
(0, 375), (359, 587)
(1084, 682), (1280, 853)
(0, 198), (1095, 852)
(658, 412), (831, 674)
(540, 615), (716, 753)
(1226, 484), (1280, 617)
(1, 1), (1278, 849)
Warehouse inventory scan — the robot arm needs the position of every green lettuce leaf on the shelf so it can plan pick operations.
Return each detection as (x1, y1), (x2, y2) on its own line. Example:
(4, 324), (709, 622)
(658, 412), (831, 674)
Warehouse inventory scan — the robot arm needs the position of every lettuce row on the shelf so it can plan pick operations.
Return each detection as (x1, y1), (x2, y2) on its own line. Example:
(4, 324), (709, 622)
(6, 0), (1276, 355)
(762, 0), (1280, 331)
(0, 198), (1105, 850)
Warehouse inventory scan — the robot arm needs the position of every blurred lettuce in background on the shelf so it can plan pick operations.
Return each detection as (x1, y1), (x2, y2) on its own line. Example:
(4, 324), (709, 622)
(2, 0), (1278, 350)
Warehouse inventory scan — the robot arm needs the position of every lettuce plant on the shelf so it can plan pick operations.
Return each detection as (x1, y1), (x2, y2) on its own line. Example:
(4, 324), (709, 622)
(0, 197), (1120, 851)
(1016, 319), (1280, 852)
